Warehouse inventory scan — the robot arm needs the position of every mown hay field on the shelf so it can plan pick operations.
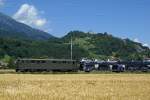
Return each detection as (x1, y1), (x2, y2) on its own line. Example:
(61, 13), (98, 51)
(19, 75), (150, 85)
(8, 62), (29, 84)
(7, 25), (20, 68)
(0, 74), (150, 100)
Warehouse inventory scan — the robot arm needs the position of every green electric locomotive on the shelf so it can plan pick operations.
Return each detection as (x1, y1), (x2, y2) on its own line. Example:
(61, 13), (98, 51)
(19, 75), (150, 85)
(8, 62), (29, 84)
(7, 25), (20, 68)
(16, 59), (79, 72)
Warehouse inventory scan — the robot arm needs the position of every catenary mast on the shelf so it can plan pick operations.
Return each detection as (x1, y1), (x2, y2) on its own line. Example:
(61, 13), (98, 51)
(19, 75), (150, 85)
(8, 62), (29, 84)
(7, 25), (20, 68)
(71, 37), (72, 60)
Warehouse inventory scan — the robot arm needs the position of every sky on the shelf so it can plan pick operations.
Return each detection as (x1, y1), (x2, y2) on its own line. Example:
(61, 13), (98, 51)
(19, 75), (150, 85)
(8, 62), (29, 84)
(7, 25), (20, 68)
(0, 0), (150, 47)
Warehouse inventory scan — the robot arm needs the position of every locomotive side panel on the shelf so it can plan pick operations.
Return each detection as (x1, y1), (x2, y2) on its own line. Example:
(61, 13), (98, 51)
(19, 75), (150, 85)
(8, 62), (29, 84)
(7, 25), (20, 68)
(16, 59), (79, 72)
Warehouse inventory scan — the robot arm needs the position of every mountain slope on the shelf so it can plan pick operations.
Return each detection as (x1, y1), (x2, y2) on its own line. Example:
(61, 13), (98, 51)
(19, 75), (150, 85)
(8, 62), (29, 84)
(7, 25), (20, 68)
(0, 31), (149, 60)
(62, 31), (150, 60)
(0, 12), (54, 40)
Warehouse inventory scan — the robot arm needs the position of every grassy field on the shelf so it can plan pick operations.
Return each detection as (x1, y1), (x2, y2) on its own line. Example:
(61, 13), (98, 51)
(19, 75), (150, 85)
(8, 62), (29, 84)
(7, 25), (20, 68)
(0, 74), (150, 100)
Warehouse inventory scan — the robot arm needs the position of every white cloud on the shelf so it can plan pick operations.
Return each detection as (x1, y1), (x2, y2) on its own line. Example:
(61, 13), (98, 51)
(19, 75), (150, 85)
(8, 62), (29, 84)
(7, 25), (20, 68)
(35, 19), (47, 27)
(13, 4), (47, 28)
(143, 43), (149, 47)
(133, 38), (149, 48)
(0, 0), (4, 7)
(143, 43), (149, 48)
(133, 38), (140, 43)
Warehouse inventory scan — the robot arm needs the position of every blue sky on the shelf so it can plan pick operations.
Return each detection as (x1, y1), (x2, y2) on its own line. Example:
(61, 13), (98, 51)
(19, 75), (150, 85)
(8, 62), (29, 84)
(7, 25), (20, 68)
(0, 0), (150, 47)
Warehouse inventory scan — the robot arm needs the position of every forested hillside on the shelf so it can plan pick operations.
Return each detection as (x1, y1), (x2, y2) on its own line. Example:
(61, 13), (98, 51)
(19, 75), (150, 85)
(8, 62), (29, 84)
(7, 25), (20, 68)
(0, 31), (150, 62)
(62, 31), (150, 60)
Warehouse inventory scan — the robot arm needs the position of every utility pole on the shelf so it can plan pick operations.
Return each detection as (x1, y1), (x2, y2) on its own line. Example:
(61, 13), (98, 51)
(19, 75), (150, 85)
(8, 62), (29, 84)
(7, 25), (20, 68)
(71, 37), (73, 60)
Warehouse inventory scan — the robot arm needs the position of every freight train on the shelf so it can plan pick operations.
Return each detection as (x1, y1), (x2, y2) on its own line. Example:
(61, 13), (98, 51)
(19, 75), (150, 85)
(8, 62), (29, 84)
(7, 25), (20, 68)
(15, 58), (150, 72)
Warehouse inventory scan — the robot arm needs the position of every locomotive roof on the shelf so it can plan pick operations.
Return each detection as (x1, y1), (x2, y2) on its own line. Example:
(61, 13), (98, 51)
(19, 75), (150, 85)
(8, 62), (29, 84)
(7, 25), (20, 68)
(17, 58), (76, 61)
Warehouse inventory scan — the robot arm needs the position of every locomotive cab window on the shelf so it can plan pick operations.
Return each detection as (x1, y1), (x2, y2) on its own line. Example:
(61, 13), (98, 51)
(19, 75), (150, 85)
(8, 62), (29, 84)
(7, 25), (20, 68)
(17, 59), (20, 62)
(73, 61), (75, 64)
